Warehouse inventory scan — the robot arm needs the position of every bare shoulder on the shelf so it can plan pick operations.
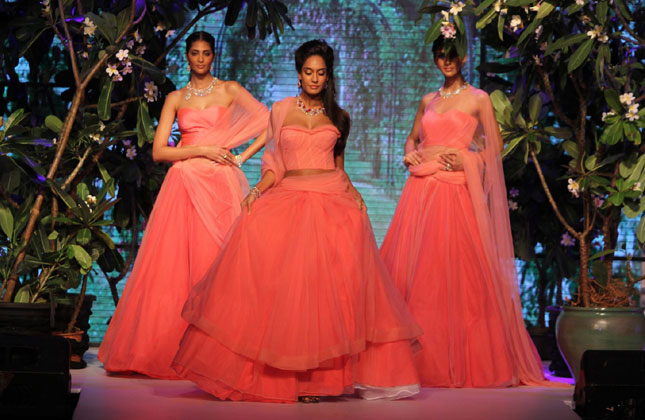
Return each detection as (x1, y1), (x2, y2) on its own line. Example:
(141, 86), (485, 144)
(420, 91), (438, 108)
(163, 90), (182, 109)
(469, 86), (491, 102)
(222, 80), (242, 95)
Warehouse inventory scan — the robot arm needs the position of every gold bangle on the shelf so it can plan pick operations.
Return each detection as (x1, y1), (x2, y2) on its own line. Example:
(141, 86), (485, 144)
(250, 187), (261, 199)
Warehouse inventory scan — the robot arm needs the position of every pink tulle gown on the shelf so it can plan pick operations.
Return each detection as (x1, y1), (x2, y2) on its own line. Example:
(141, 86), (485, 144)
(98, 88), (268, 379)
(381, 86), (552, 388)
(171, 97), (422, 402)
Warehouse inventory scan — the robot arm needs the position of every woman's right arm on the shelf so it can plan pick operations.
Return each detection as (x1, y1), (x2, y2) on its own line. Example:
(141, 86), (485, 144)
(151, 92), (233, 164)
(240, 170), (275, 214)
(402, 96), (429, 167)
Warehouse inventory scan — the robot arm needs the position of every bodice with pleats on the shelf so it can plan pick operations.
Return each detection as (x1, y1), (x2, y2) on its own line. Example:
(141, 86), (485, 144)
(279, 125), (339, 171)
(420, 108), (478, 150)
(177, 105), (228, 146)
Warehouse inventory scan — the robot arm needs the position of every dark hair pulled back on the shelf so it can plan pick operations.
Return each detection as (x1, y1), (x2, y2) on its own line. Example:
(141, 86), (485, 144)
(295, 40), (350, 157)
(185, 31), (215, 53)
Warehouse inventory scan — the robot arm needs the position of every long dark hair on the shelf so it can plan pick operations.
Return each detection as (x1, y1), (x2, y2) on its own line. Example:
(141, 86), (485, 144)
(185, 31), (215, 53)
(295, 40), (350, 157)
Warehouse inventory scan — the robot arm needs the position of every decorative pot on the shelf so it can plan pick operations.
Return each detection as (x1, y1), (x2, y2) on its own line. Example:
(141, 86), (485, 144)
(52, 330), (87, 369)
(555, 306), (645, 382)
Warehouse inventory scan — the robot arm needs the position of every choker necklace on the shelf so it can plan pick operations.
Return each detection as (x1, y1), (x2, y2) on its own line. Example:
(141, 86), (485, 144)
(297, 96), (325, 116)
(185, 77), (218, 100)
(439, 82), (469, 99)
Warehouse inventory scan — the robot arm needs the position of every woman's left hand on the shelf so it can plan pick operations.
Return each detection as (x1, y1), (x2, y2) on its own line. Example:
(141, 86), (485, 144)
(349, 188), (367, 211)
(438, 152), (464, 171)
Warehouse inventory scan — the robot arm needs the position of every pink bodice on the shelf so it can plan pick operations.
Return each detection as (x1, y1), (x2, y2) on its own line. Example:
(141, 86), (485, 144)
(279, 125), (339, 171)
(177, 105), (229, 146)
(420, 108), (478, 150)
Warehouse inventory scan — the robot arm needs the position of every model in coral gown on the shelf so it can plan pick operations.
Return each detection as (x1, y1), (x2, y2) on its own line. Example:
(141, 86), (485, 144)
(98, 32), (269, 379)
(380, 40), (550, 388)
(172, 40), (421, 402)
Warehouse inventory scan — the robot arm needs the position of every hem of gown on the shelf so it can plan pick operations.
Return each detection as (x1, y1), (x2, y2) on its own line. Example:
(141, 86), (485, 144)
(355, 383), (420, 400)
(99, 357), (182, 380)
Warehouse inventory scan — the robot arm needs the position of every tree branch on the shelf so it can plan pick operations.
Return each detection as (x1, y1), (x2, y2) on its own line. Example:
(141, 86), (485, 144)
(61, 147), (92, 190)
(537, 67), (576, 129)
(612, 3), (645, 45)
(57, 0), (81, 88)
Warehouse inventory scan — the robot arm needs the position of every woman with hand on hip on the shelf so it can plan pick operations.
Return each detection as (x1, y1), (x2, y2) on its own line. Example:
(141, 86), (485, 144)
(99, 31), (269, 379)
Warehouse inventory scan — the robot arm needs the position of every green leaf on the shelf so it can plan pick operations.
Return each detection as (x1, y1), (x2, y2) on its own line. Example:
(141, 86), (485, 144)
(626, 154), (645, 183)
(599, 122), (623, 145)
(424, 18), (443, 45)
(637, 214), (645, 244)
(475, 0), (496, 15)
(129, 56), (166, 84)
(590, 249), (615, 260)
(536, 1), (556, 19)
(562, 140), (579, 159)
(604, 89), (623, 113)
(18, 27), (48, 58)
(566, 2), (584, 14)
(115, 8), (130, 37)
(0, 205), (14, 241)
(76, 182), (89, 201)
(1, 170), (21, 193)
(47, 231), (59, 240)
(68, 244), (93, 269)
(614, 0), (632, 20)
(624, 123), (641, 145)
(595, 0), (608, 25)
(517, 17), (541, 46)
(490, 90), (512, 117)
(568, 38), (594, 73)
(544, 126), (572, 139)
(14, 286), (32, 303)
(528, 94), (542, 123)
(546, 33), (588, 56)
(585, 155), (597, 171)
(45, 115), (63, 133)
(48, 180), (77, 209)
(137, 101), (155, 146)
(76, 228), (91, 245)
(98, 79), (113, 121)
(476, 7), (497, 30)
(97, 162), (115, 196)
(92, 228), (116, 249)
(502, 135), (526, 158)
(86, 12), (116, 44)
(497, 13), (505, 40)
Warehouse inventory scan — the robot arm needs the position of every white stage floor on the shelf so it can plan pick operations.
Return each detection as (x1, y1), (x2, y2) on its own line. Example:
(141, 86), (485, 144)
(72, 347), (579, 420)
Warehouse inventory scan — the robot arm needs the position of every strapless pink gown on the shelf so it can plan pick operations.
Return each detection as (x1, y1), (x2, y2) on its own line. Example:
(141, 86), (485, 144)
(172, 114), (422, 402)
(99, 104), (266, 379)
(380, 105), (543, 387)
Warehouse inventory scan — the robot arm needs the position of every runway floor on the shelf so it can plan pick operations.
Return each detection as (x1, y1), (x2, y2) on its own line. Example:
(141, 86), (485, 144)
(71, 347), (579, 420)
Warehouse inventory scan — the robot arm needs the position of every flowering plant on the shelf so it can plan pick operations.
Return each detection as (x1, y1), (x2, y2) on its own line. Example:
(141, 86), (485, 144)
(418, 0), (645, 307)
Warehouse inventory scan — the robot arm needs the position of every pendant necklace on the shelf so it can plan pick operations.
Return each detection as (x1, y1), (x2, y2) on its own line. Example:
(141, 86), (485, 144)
(297, 95), (325, 116)
(185, 77), (218, 101)
(439, 82), (469, 99)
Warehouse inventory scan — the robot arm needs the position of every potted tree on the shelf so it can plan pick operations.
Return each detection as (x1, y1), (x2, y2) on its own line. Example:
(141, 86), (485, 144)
(417, 0), (644, 382)
(0, 0), (293, 367)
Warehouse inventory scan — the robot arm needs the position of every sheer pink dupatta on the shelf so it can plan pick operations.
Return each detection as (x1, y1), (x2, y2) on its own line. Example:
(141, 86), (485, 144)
(460, 88), (555, 386)
(260, 97), (296, 186)
(214, 85), (269, 149)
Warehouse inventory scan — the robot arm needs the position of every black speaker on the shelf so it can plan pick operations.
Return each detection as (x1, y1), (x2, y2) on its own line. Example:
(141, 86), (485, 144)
(575, 350), (645, 420)
(0, 334), (78, 419)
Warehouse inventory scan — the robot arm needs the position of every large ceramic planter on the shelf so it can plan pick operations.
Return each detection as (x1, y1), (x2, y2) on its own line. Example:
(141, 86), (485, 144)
(555, 306), (645, 382)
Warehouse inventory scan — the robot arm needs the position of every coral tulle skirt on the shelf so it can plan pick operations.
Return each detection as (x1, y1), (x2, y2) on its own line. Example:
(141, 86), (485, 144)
(381, 170), (520, 387)
(98, 159), (249, 379)
(172, 170), (422, 402)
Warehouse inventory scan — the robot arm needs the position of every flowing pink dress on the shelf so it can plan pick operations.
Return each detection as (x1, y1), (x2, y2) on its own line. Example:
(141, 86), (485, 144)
(98, 88), (268, 379)
(380, 86), (551, 387)
(171, 97), (422, 402)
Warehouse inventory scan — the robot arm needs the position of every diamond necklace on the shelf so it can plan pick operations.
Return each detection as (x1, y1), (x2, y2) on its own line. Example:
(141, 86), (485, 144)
(185, 77), (218, 101)
(297, 96), (325, 116)
(439, 82), (469, 99)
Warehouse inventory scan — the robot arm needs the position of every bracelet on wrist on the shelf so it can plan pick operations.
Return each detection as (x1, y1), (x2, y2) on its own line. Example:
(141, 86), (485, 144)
(250, 186), (261, 199)
(234, 155), (243, 168)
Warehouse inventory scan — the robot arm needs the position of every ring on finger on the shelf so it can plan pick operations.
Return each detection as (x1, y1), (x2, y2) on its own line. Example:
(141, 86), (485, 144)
(222, 154), (227, 159)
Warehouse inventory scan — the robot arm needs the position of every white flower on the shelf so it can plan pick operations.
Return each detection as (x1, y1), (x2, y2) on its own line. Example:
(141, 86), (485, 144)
(121, 60), (132, 75)
(529, 3), (541, 12)
(165, 30), (176, 39)
(567, 178), (580, 198)
(116, 49), (129, 61)
(136, 45), (146, 56)
(449, 1), (465, 15)
(89, 133), (102, 143)
(576, 0), (585, 5)
(99, 121), (105, 132)
(494, 0), (503, 12)
(587, 25), (603, 39)
(500, 7), (508, 15)
(539, 42), (547, 51)
(535, 25), (543, 40)
(85, 194), (97, 205)
(52, 137), (57, 145)
(510, 15), (523, 31)
(620, 92), (635, 105)
(106, 64), (119, 77)
(126, 146), (137, 160)
(82, 17), (97, 36)
(508, 199), (519, 210)
(509, 187), (520, 198)
(41, 0), (50, 13)
(154, 22), (166, 32)
(628, 103), (640, 113)
(112, 73), (123, 82)
(593, 195), (604, 208)
(143, 81), (159, 102)
(626, 110), (640, 121)
(533, 55), (542, 66)
(133, 29), (143, 43)
(80, 51), (89, 59)
(598, 33), (609, 43)
(561, 232), (576, 247)
(580, 15), (592, 23)
(601, 110), (615, 121)
(126, 39), (135, 49)
(633, 182), (642, 192)
(441, 10), (451, 22)
(440, 24), (457, 39)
